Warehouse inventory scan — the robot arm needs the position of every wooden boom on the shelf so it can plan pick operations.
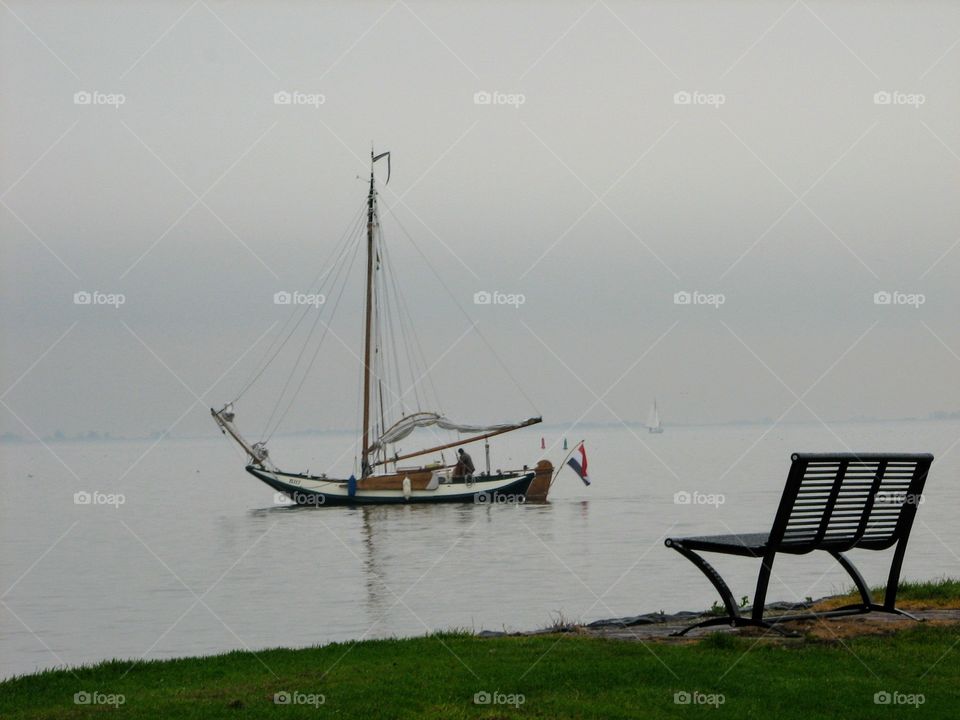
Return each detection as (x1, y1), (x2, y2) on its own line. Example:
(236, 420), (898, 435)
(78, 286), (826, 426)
(372, 416), (542, 468)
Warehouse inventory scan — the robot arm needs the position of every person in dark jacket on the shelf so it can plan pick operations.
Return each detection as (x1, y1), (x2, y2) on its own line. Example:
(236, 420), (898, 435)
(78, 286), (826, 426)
(455, 448), (475, 478)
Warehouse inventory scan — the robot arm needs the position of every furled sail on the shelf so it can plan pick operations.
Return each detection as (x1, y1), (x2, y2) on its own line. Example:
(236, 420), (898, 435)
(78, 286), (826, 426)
(368, 412), (537, 453)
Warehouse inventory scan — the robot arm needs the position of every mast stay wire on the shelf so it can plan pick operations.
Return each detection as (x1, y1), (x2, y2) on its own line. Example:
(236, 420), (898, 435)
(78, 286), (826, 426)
(379, 222), (443, 417)
(262, 227), (364, 441)
(232, 199), (368, 404)
(379, 200), (541, 416)
(378, 235), (422, 418)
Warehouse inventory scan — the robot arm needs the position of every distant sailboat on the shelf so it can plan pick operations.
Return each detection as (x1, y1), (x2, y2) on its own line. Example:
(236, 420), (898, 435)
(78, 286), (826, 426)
(646, 399), (664, 434)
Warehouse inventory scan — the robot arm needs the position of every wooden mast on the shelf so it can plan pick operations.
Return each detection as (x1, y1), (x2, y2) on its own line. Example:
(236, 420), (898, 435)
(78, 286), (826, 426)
(360, 150), (376, 476)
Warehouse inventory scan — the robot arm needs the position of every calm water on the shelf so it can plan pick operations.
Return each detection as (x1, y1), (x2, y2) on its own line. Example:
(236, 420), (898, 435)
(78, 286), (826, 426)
(2, 421), (958, 679)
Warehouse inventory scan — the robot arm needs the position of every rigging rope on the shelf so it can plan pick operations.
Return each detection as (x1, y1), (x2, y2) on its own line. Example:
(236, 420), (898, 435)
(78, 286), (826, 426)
(378, 239), (411, 417)
(262, 222), (364, 441)
(232, 199), (367, 404)
(380, 199), (541, 415)
(379, 223), (442, 416)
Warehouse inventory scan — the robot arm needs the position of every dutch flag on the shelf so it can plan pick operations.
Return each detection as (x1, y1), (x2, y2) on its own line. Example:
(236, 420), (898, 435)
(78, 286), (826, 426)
(566, 443), (590, 486)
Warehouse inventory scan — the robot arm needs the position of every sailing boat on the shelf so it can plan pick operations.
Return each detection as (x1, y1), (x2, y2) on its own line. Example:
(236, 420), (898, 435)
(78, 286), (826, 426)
(211, 149), (553, 505)
(646, 399), (664, 434)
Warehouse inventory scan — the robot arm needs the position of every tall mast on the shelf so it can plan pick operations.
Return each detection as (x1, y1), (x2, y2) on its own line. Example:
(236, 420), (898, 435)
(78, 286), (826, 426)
(361, 151), (376, 476)
(360, 148), (391, 476)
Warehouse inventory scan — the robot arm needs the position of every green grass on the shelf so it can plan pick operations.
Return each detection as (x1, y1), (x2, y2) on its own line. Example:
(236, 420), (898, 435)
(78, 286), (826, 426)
(1, 623), (957, 719)
(893, 577), (960, 602)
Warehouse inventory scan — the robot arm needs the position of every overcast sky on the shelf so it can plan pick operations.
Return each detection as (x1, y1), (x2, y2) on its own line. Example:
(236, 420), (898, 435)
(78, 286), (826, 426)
(2, 1), (959, 441)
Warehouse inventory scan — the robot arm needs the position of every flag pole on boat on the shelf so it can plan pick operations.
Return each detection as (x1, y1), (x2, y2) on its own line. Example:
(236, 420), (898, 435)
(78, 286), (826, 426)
(551, 439), (588, 489)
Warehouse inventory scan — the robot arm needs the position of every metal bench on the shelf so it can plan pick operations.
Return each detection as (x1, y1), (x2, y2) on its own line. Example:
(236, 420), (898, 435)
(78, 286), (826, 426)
(665, 452), (933, 635)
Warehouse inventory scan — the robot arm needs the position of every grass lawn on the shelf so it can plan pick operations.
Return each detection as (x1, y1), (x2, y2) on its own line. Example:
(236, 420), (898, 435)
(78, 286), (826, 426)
(2, 579), (958, 719)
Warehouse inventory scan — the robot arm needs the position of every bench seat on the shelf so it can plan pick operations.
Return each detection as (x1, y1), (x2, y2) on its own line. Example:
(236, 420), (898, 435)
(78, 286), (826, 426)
(668, 533), (770, 556)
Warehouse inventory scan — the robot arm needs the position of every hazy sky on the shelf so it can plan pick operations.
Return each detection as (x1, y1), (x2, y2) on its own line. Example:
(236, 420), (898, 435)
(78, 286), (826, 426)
(2, 1), (959, 442)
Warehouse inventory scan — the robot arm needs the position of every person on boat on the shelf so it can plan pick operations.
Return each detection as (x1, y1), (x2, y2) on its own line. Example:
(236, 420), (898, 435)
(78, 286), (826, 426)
(455, 448), (475, 478)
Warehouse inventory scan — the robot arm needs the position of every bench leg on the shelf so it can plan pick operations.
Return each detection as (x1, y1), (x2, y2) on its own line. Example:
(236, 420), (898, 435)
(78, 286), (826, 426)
(751, 550), (776, 624)
(831, 550), (872, 607)
(751, 548), (922, 626)
(665, 543), (805, 637)
(884, 537), (909, 611)
(881, 606), (921, 621)
(665, 540), (741, 635)
(830, 548), (921, 620)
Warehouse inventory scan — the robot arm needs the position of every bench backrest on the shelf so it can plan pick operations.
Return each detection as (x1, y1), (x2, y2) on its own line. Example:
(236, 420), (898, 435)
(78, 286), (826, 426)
(768, 453), (933, 553)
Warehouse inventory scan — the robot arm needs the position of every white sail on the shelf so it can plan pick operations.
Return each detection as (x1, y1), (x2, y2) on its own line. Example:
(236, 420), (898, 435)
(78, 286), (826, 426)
(646, 400), (662, 431)
(368, 412), (537, 453)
